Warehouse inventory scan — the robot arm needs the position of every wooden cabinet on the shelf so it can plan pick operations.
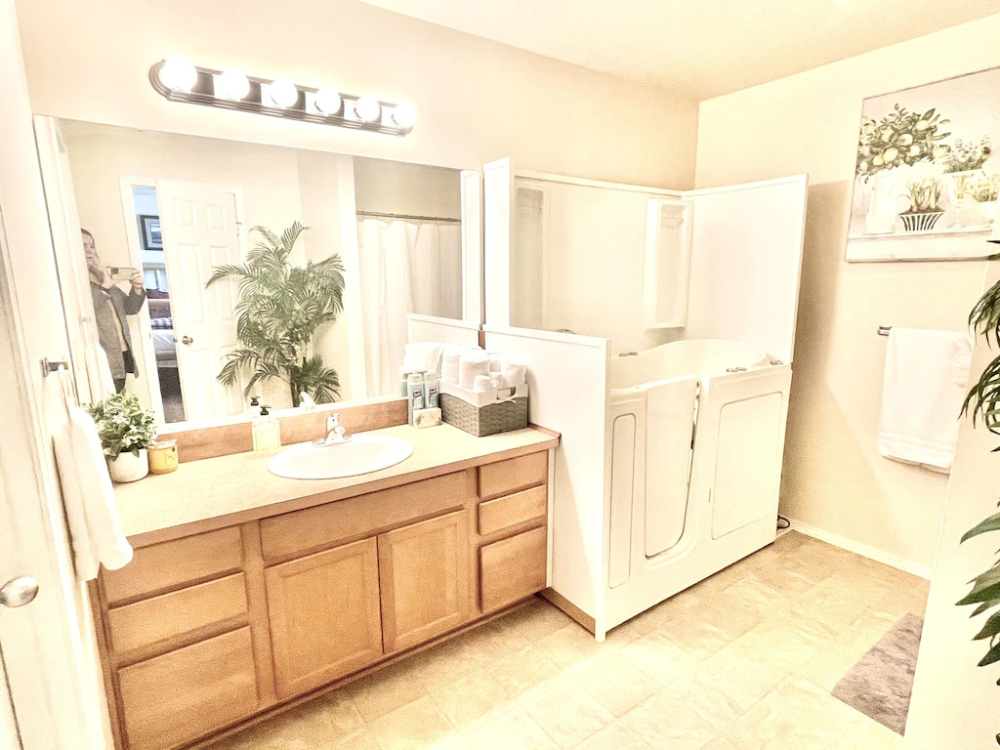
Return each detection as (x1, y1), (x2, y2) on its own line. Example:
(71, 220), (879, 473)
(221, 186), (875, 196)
(378, 510), (471, 652)
(265, 538), (383, 698)
(117, 628), (258, 750)
(96, 448), (553, 750)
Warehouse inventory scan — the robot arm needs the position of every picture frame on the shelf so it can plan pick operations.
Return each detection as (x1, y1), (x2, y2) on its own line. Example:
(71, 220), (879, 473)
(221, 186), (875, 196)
(845, 66), (1000, 262)
(139, 214), (162, 252)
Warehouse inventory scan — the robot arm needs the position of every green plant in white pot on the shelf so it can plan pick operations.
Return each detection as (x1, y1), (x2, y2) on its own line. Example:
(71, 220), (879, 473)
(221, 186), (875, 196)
(88, 392), (156, 483)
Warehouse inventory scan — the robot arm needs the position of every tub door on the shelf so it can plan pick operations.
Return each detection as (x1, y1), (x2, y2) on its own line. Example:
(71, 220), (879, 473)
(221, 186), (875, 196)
(701, 367), (791, 541)
(644, 376), (698, 557)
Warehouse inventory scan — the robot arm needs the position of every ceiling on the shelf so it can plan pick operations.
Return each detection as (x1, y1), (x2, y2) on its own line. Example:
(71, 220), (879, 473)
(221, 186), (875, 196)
(359, 0), (999, 99)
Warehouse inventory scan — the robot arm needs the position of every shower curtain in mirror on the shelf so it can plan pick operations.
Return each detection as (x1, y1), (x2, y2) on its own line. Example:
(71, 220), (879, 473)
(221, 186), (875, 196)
(357, 217), (462, 397)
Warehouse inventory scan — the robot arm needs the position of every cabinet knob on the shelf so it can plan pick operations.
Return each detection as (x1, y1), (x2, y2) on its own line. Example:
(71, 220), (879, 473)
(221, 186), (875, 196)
(0, 576), (39, 608)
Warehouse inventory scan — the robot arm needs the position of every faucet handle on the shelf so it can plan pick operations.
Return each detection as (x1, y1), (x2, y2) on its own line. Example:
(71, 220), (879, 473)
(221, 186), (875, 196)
(327, 412), (341, 429)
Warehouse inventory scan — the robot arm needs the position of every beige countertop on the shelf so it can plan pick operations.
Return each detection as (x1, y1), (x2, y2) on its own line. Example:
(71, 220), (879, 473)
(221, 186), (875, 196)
(116, 424), (558, 545)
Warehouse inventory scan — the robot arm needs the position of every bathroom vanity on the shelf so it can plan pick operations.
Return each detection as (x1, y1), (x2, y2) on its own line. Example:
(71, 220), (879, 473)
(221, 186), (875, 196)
(91, 424), (557, 750)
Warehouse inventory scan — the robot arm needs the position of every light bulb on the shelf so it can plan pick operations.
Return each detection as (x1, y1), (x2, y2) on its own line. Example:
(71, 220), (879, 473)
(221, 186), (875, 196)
(391, 102), (417, 129)
(354, 95), (382, 123)
(267, 78), (299, 108)
(217, 68), (250, 101)
(314, 87), (343, 116)
(158, 57), (197, 93)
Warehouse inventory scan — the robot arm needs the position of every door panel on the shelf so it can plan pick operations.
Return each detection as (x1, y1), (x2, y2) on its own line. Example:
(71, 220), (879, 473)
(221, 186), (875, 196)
(378, 511), (470, 652)
(157, 180), (244, 420)
(265, 538), (382, 699)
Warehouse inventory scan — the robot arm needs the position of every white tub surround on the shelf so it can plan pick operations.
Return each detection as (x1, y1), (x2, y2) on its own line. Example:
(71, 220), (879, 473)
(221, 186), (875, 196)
(484, 167), (808, 638)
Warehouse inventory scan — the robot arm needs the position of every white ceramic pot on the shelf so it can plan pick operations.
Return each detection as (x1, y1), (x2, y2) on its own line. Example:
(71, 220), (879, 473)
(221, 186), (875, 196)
(865, 172), (897, 235)
(108, 448), (149, 483)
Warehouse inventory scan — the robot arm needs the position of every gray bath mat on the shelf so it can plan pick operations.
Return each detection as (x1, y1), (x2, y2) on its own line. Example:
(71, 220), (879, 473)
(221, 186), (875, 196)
(832, 613), (923, 735)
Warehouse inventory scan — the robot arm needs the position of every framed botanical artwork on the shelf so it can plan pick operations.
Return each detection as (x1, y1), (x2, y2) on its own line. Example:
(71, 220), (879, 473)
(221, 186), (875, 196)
(139, 214), (162, 252)
(846, 66), (1000, 262)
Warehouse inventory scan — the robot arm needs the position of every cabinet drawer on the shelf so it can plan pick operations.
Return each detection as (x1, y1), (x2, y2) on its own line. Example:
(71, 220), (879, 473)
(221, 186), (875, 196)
(117, 627), (258, 750)
(479, 452), (547, 500)
(107, 574), (248, 656)
(480, 526), (548, 613)
(478, 485), (547, 537)
(260, 472), (468, 561)
(102, 527), (244, 605)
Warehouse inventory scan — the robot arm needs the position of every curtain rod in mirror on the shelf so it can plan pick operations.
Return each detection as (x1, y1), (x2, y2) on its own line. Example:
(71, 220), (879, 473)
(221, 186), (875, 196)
(357, 211), (461, 224)
(149, 58), (416, 137)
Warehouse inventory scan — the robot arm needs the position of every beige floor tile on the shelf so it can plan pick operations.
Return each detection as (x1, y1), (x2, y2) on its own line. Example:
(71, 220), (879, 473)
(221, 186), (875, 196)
(835, 716), (903, 750)
(465, 709), (560, 750)
(533, 622), (606, 670)
(618, 629), (701, 687)
(689, 589), (768, 641)
(523, 675), (615, 748)
(738, 606), (838, 671)
(497, 598), (575, 642)
(796, 610), (896, 691)
(366, 695), (455, 750)
(654, 666), (747, 733)
(568, 650), (658, 717)
(489, 644), (564, 702)
(430, 668), (513, 734)
(405, 638), (483, 693)
(345, 660), (427, 723)
(656, 610), (733, 659)
(701, 642), (791, 714)
(576, 721), (652, 750)
(214, 695), (363, 750)
(722, 676), (862, 750)
(718, 575), (792, 618)
(699, 738), (738, 750)
(324, 728), (378, 750)
(620, 689), (719, 750)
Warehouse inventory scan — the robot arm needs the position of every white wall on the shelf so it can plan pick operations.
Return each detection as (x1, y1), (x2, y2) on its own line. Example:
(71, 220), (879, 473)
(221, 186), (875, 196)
(695, 15), (1000, 574)
(13, 0), (699, 190)
(354, 157), (461, 220)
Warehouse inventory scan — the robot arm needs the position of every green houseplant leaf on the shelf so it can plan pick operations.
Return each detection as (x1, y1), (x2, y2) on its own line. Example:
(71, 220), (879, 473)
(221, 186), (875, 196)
(206, 221), (345, 407)
(87, 391), (156, 460)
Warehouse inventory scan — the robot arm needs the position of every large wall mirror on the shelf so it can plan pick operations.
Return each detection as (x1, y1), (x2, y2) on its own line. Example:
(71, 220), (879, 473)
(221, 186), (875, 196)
(36, 117), (482, 426)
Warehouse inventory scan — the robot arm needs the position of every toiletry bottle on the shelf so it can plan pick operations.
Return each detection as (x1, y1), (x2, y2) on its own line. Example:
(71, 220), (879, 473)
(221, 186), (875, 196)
(252, 406), (282, 454)
(399, 366), (412, 397)
(407, 373), (425, 426)
(247, 395), (262, 418)
(425, 373), (440, 408)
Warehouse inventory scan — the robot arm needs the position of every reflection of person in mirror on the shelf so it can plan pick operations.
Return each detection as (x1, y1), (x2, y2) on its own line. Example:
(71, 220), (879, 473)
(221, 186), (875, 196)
(83, 228), (146, 393)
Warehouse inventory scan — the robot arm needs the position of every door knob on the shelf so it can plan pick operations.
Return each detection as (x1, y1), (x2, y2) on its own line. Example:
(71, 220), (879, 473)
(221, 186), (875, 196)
(0, 576), (39, 608)
(181, 336), (194, 346)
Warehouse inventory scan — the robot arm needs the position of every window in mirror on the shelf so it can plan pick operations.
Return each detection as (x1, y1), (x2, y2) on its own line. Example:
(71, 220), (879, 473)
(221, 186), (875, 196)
(46, 120), (473, 426)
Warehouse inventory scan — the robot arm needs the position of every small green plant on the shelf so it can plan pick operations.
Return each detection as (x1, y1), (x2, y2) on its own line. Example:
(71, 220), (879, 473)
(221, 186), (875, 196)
(953, 172), (1000, 204)
(903, 175), (943, 213)
(945, 136), (993, 173)
(88, 391), (156, 459)
(206, 221), (344, 407)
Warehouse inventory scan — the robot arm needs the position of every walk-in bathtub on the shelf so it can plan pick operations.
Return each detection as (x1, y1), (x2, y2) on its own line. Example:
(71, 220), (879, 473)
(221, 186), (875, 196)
(605, 339), (792, 631)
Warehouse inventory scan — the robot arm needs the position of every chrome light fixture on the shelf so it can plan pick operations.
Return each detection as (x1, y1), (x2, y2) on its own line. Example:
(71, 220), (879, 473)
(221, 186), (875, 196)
(149, 59), (416, 136)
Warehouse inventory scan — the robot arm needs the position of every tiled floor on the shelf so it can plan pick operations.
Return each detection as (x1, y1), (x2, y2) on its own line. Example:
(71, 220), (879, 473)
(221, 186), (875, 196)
(208, 531), (930, 750)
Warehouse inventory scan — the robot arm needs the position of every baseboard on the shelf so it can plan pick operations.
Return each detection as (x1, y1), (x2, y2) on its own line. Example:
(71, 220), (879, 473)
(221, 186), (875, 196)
(788, 518), (933, 580)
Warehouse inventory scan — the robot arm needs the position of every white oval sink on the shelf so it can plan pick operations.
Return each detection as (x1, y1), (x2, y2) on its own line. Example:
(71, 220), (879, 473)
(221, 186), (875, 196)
(268, 434), (413, 480)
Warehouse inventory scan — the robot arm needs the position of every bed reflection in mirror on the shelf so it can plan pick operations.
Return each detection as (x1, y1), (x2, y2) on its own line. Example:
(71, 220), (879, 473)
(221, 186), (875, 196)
(46, 120), (474, 424)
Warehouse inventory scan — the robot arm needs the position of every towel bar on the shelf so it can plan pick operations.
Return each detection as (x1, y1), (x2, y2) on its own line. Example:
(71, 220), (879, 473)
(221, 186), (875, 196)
(877, 326), (891, 337)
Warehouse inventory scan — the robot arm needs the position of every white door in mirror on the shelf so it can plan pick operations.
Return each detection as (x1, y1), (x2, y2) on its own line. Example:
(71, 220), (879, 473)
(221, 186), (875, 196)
(268, 434), (413, 480)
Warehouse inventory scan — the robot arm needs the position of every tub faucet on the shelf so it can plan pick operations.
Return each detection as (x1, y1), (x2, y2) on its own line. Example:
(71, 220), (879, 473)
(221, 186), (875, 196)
(315, 413), (351, 445)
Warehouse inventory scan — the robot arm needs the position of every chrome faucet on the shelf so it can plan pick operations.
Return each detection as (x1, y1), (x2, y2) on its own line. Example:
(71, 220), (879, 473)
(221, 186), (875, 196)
(314, 412), (351, 446)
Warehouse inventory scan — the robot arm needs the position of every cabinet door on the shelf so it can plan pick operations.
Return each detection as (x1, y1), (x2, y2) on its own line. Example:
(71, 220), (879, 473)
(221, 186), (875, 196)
(379, 510), (470, 652)
(265, 538), (383, 699)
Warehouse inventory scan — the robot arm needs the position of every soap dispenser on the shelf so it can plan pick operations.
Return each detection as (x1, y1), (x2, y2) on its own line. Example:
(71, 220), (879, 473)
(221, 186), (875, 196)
(252, 406), (281, 454)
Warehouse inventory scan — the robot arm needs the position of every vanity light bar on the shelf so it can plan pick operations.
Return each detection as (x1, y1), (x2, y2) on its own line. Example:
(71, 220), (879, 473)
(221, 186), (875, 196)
(149, 58), (416, 136)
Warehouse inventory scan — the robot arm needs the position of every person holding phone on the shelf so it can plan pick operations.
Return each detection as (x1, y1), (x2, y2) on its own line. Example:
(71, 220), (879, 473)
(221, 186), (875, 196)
(82, 228), (146, 393)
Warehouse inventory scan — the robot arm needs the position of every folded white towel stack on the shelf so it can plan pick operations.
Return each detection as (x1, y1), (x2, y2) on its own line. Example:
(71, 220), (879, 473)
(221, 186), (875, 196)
(501, 360), (528, 388)
(53, 404), (134, 581)
(441, 346), (463, 384)
(877, 327), (972, 472)
(489, 372), (503, 389)
(473, 375), (493, 392)
(404, 342), (443, 375)
(489, 354), (504, 373)
(459, 350), (491, 390)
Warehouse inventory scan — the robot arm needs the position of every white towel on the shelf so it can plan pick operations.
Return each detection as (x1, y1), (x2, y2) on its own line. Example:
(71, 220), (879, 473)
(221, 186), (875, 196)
(53, 405), (133, 580)
(473, 375), (493, 393)
(488, 354), (504, 373)
(404, 342), (443, 375)
(441, 346), (463, 384)
(501, 360), (528, 388)
(877, 328), (972, 472)
(84, 343), (115, 403)
(459, 350), (490, 390)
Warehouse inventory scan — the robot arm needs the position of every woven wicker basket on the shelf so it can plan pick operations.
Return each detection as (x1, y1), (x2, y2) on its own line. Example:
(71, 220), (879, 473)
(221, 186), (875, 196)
(440, 392), (528, 437)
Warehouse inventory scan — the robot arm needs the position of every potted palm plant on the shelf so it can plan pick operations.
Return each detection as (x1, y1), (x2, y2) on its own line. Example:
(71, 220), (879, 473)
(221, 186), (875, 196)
(88, 391), (157, 483)
(206, 221), (345, 407)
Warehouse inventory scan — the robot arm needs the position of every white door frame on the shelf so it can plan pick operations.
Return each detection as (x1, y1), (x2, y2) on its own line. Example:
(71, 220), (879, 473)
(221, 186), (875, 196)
(0, 3), (110, 747)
